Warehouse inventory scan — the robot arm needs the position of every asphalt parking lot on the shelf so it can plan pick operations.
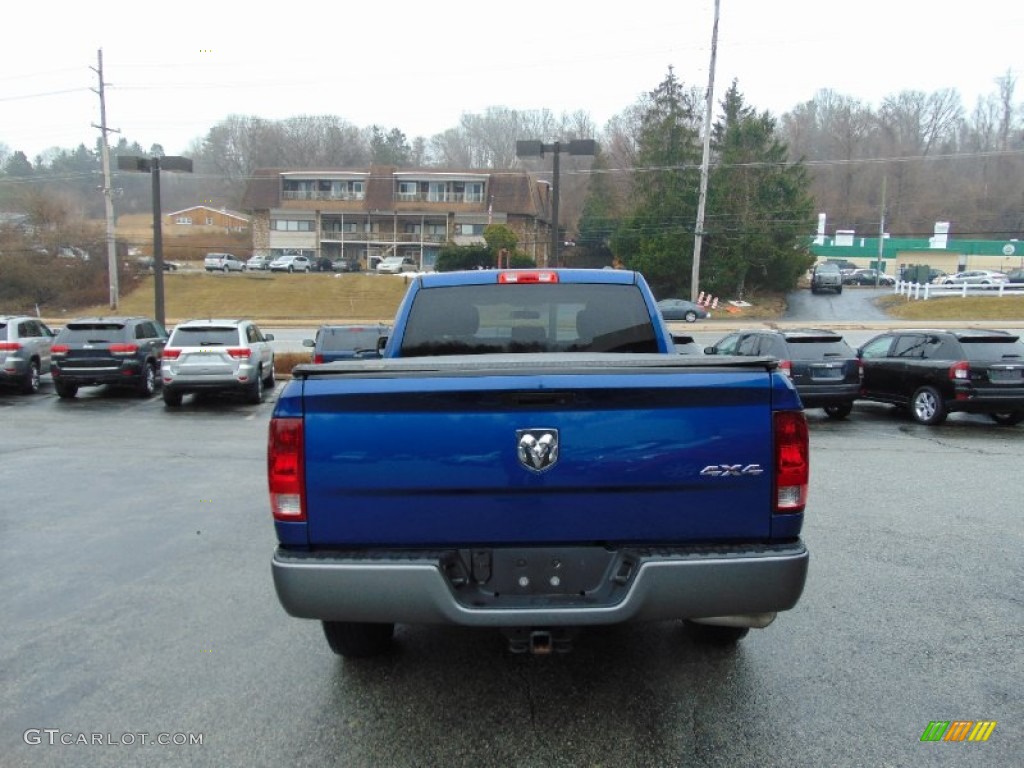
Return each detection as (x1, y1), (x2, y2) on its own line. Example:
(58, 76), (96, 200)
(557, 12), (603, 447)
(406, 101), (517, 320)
(1, 377), (1020, 767)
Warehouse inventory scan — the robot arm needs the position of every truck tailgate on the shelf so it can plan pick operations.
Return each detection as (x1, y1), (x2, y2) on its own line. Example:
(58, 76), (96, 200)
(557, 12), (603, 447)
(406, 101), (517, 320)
(300, 364), (778, 546)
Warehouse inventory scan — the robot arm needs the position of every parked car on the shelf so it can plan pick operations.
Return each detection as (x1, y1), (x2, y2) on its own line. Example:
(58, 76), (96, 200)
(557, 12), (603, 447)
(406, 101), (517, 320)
(246, 254), (273, 271)
(269, 254), (312, 273)
(671, 333), (703, 355)
(50, 316), (168, 398)
(655, 298), (710, 322)
(940, 270), (1008, 285)
(706, 328), (861, 419)
(857, 329), (1024, 425)
(136, 257), (181, 271)
(204, 253), (245, 272)
(331, 257), (361, 273)
(810, 262), (843, 294)
(843, 269), (895, 286)
(160, 318), (276, 406)
(0, 315), (56, 394)
(302, 324), (390, 363)
(1004, 269), (1024, 284)
(376, 256), (418, 274)
(315, 256), (335, 272)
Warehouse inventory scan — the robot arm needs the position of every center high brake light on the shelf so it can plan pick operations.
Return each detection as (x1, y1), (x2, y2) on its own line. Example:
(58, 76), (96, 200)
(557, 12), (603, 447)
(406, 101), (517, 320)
(498, 271), (559, 284)
(268, 417), (305, 521)
(774, 410), (809, 514)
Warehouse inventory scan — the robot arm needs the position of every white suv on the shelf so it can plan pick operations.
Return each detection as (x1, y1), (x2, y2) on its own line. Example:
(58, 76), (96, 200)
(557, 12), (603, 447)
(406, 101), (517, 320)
(161, 319), (275, 406)
(204, 253), (246, 272)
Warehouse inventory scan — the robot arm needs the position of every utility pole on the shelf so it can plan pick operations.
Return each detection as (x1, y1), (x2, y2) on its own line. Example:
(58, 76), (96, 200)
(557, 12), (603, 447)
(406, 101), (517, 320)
(691, 0), (720, 302)
(876, 174), (887, 285)
(91, 49), (120, 310)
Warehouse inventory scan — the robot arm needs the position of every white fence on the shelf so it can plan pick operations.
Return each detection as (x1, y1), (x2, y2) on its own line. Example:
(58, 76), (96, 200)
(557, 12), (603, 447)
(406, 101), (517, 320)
(894, 281), (1024, 300)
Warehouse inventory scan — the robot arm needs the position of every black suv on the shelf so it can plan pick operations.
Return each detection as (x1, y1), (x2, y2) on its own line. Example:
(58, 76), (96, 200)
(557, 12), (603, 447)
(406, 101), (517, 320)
(810, 263), (843, 294)
(857, 329), (1024, 425)
(706, 328), (861, 418)
(50, 317), (168, 399)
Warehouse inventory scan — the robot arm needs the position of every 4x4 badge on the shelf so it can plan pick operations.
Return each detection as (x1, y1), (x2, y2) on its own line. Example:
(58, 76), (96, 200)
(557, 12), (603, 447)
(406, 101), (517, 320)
(517, 428), (559, 473)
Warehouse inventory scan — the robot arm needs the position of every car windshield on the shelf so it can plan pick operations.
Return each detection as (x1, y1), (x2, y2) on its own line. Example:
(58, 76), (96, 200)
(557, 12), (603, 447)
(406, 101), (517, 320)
(400, 283), (658, 356)
(960, 337), (1024, 361)
(60, 323), (126, 342)
(787, 337), (853, 357)
(320, 328), (384, 351)
(171, 327), (240, 346)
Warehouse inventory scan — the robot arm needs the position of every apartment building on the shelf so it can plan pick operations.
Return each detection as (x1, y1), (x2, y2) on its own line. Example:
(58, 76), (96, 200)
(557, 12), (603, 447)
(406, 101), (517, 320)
(241, 165), (553, 270)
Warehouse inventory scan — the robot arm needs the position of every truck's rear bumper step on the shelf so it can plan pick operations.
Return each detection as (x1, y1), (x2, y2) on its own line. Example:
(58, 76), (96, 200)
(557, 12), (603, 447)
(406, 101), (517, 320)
(272, 542), (808, 627)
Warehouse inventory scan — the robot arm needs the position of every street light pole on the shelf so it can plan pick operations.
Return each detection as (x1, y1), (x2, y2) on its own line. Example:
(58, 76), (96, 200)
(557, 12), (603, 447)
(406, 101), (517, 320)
(516, 139), (596, 267)
(116, 155), (193, 328)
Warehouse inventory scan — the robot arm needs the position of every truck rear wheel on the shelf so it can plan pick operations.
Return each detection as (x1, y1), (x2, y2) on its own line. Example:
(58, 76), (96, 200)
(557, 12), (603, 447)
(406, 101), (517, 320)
(322, 621), (394, 657)
(682, 621), (750, 645)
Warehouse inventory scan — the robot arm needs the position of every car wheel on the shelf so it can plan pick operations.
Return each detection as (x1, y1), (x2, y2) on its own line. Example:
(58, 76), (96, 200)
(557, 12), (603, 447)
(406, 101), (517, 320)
(836, 285), (843, 294)
(287, 266), (294, 273)
(823, 402), (853, 420)
(247, 367), (264, 404)
(684, 310), (698, 323)
(20, 360), (41, 394)
(55, 381), (78, 399)
(263, 362), (276, 388)
(136, 362), (157, 397)
(162, 387), (183, 407)
(990, 411), (1024, 426)
(911, 386), (947, 425)
(322, 621), (394, 658)
(682, 621), (749, 646)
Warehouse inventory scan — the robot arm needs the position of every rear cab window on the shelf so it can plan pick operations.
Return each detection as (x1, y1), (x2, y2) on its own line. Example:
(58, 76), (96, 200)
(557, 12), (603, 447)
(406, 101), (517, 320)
(399, 283), (658, 356)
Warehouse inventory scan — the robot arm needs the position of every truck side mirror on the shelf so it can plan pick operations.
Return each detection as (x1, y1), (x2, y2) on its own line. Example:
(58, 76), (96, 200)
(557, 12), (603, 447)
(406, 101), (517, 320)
(302, 339), (315, 347)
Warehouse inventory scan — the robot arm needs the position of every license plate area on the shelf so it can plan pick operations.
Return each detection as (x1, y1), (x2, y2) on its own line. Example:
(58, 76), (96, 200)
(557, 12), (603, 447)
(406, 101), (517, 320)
(810, 365), (844, 381)
(988, 368), (1022, 383)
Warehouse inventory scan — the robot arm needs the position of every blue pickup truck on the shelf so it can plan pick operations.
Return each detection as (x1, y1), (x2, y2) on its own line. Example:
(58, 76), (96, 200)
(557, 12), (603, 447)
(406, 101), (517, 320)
(269, 269), (810, 657)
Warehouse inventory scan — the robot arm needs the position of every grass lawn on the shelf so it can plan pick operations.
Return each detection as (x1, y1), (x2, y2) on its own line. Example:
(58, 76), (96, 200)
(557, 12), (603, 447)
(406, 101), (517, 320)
(876, 293), (1024, 321)
(82, 271), (412, 324)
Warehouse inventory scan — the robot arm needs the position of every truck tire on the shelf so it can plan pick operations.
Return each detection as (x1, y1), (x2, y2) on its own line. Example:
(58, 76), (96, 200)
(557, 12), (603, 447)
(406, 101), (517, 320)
(682, 621), (749, 645)
(990, 411), (1024, 426)
(263, 363), (276, 389)
(136, 362), (157, 397)
(322, 621), (394, 657)
(823, 402), (853, 419)
(55, 381), (78, 399)
(247, 367), (264, 404)
(162, 387), (183, 407)
(21, 359), (41, 394)
(911, 386), (947, 425)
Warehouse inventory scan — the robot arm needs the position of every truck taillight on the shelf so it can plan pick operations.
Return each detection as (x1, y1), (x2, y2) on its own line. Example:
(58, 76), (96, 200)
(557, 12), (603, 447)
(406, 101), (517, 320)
(268, 417), (305, 521)
(162, 348), (181, 359)
(949, 360), (970, 380)
(778, 359), (792, 377)
(314, 354), (324, 364)
(227, 347), (252, 359)
(109, 343), (138, 355)
(774, 410), (808, 514)
(498, 270), (559, 284)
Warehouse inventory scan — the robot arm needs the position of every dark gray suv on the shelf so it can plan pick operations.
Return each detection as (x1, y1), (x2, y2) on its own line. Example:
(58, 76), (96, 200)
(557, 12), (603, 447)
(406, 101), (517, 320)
(706, 328), (861, 418)
(810, 263), (843, 294)
(50, 317), (168, 399)
(0, 315), (56, 394)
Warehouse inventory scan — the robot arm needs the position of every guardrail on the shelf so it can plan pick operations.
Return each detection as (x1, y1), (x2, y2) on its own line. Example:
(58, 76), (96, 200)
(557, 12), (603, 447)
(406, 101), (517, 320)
(894, 281), (1024, 300)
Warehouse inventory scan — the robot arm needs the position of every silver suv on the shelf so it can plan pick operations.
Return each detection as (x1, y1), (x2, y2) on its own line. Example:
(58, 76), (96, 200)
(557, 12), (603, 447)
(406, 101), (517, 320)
(204, 253), (246, 272)
(161, 319), (276, 406)
(0, 315), (56, 394)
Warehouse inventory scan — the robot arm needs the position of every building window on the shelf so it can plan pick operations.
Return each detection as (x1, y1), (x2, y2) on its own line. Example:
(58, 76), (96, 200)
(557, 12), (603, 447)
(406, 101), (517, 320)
(175, 216), (192, 225)
(465, 182), (484, 203)
(398, 182), (417, 201)
(456, 223), (485, 236)
(271, 219), (315, 232)
(205, 217), (214, 225)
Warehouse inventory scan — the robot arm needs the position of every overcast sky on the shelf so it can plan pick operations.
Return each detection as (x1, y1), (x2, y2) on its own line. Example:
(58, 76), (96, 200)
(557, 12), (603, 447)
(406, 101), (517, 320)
(2, 0), (1022, 161)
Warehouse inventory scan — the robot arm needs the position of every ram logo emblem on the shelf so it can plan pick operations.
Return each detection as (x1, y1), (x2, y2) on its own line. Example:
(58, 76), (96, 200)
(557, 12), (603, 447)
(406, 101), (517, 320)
(700, 464), (764, 477)
(517, 429), (559, 473)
